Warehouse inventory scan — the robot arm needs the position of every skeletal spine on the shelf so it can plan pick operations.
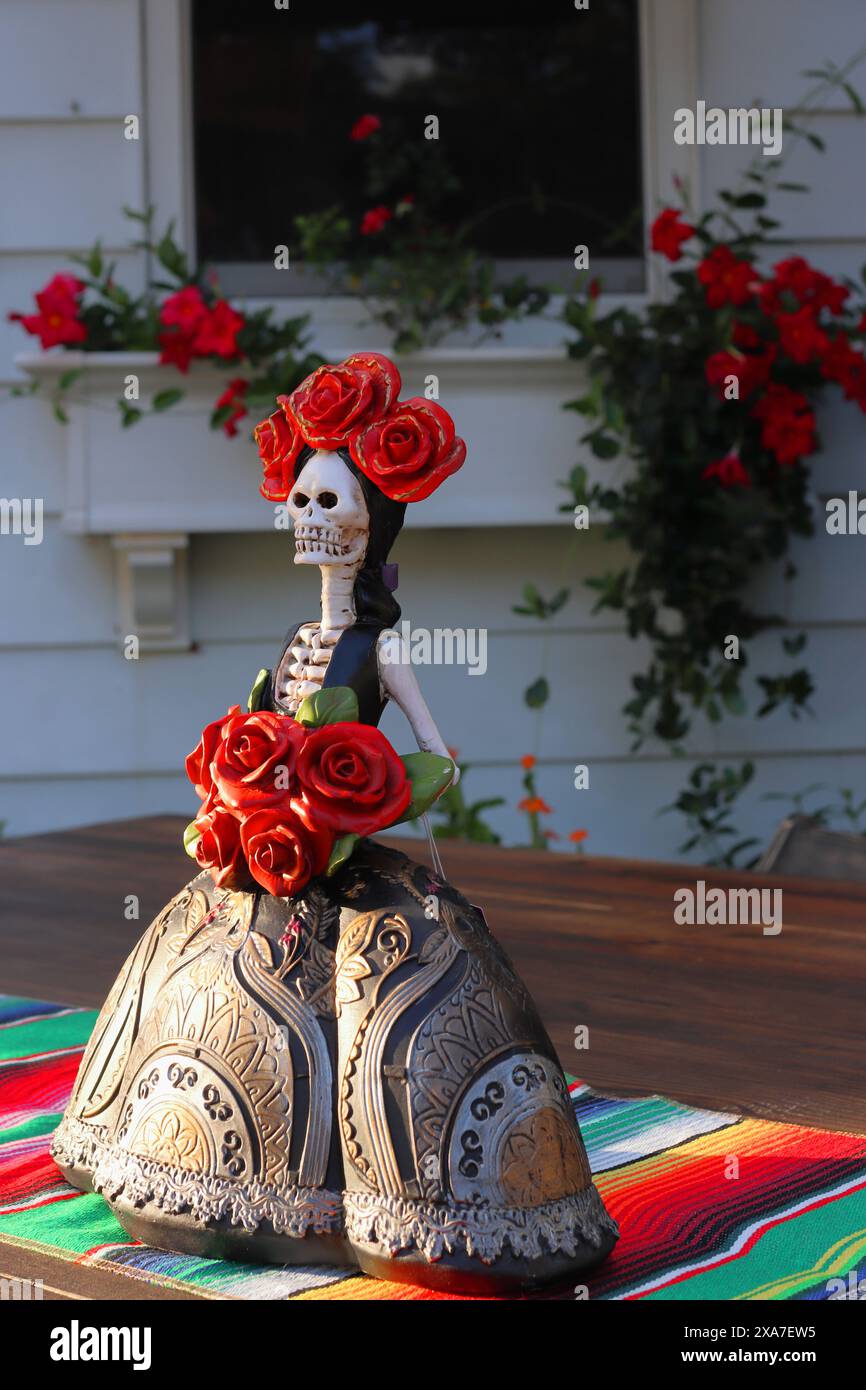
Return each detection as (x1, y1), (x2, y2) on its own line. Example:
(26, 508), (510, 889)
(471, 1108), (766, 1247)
(277, 451), (370, 711)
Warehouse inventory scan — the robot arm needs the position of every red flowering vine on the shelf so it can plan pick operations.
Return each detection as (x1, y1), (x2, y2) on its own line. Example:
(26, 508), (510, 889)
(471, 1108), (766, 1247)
(559, 88), (866, 818)
(702, 451), (752, 488)
(651, 208), (695, 262)
(696, 245), (757, 308)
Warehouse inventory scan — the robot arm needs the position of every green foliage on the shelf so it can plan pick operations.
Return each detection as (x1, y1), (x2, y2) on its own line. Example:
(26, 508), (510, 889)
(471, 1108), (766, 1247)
(183, 820), (201, 859)
(295, 686), (359, 728)
(21, 206), (320, 430)
(246, 668), (270, 714)
(552, 64), (866, 854)
(326, 833), (360, 876)
(294, 120), (552, 351)
(399, 752), (457, 821)
(524, 677), (550, 710)
(662, 762), (760, 867)
(512, 584), (569, 620)
(763, 783), (866, 835)
(428, 762), (504, 844)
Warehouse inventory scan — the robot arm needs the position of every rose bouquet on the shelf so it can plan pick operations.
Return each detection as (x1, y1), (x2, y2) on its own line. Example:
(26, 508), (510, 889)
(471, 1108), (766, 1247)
(183, 686), (454, 897)
(256, 350), (465, 505)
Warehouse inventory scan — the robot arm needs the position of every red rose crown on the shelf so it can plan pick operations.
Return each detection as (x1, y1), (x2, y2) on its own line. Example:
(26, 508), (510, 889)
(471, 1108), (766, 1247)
(254, 352), (466, 503)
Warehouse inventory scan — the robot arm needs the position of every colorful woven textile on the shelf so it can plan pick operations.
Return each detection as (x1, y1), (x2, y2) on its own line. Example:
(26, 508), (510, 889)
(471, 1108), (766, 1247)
(1, 995), (864, 1301)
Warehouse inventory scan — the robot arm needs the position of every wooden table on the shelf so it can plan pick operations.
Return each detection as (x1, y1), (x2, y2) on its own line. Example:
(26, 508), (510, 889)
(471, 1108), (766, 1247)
(1, 815), (864, 1296)
(3, 813), (864, 1130)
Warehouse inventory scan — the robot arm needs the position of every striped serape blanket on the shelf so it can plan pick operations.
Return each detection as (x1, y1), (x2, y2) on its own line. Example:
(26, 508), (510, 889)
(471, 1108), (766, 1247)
(1, 995), (865, 1301)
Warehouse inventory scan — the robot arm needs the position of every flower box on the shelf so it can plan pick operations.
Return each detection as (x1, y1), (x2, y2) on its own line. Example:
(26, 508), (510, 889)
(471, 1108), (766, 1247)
(18, 346), (620, 535)
(20, 344), (626, 650)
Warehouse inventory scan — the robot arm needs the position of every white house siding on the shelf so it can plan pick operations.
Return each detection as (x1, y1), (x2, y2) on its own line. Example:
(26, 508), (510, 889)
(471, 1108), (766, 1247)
(1, 0), (865, 861)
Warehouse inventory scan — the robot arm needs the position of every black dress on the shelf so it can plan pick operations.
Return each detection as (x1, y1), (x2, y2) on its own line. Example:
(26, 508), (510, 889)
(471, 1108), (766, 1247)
(51, 624), (618, 1293)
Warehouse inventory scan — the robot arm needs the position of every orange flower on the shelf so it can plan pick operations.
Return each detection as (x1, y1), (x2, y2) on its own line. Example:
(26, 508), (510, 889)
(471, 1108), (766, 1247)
(520, 754), (536, 770)
(569, 829), (589, 843)
(519, 796), (551, 815)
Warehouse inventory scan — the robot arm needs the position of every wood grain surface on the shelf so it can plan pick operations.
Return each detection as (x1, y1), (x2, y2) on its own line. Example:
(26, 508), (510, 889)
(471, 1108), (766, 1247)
(2, 815), (864, 1136)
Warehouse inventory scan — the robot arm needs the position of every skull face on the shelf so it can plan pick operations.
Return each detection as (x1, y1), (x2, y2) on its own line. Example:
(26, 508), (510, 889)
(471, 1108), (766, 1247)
(288, 451), (369, 567)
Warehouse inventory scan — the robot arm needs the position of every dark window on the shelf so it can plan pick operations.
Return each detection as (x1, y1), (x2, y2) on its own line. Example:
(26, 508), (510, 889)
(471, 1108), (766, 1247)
(192, 2), (643, 292)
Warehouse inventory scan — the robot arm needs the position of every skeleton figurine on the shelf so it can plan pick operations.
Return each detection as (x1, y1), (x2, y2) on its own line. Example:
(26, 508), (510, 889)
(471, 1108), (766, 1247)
(272, 449), (454, 767)
(52, 355), (618, 1294)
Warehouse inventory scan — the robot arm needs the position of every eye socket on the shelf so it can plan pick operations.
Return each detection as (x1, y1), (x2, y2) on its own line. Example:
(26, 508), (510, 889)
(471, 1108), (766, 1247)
(318, 491), (339, 509)
(293, 492), (310, 508)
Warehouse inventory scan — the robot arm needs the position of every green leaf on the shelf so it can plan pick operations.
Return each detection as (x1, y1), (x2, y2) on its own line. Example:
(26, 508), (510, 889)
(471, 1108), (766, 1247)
(183, 820), (201, 859)
(524, 676), (550, 709)
(247, 668), (270, 713)
(326, 832), (359, 876)
(58, 368), (83, 392)
(588, 432), (620, 460)
(398, 752), (456, 821)
(52, 403), (69, 425)
(295, 685), (359, 727)
(722, 690), (747, 716)
(152, 388), (184, 412)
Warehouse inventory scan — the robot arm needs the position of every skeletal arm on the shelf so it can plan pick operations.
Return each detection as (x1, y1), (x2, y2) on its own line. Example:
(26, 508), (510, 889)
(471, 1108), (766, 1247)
(377, 631), (460, 785)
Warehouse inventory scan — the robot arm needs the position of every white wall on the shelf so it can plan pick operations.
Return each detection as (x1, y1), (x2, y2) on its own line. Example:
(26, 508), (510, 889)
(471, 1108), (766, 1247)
(1, 0), (866, 861)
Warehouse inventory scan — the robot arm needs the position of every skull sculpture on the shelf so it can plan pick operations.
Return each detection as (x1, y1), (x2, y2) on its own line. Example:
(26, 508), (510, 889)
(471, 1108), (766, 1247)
(288, 451), (369, 567)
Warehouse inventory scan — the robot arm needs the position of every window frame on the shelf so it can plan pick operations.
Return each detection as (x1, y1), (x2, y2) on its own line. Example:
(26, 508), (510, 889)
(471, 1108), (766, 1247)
(143, 0), (700, 315)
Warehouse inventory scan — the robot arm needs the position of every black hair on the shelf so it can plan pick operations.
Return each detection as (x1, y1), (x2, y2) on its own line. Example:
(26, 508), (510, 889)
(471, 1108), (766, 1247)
(293, 445), (404, 629)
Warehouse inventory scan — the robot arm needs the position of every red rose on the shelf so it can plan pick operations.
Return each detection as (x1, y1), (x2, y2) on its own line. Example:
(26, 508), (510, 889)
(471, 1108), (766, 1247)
(289, 352), (401, 450)
(351, 396), (466, 502)
(775, 306), (828, 365)
(697, 246), (756, 308)
(702, 452), (751, 488)
(194, 802), (252, 891)
(292, 721), (411, 835)
(215, 377), (249, 437)
(255, 396), (306, 500)
(160, 286), (207, 333)
(213, 711), (305, 810)
(650, 208), (695, 262)
(360, 205), (393, 236)
(193, 300), (245, 359)
(185, 705), (242, 798)
(240, 808), (332, 897)
(350, 113), (381, 141)
(752, 384), (816, 465)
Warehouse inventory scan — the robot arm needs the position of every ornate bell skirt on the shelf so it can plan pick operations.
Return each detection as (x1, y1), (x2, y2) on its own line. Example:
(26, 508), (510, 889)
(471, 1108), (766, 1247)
(52, 842), (618, 1292)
